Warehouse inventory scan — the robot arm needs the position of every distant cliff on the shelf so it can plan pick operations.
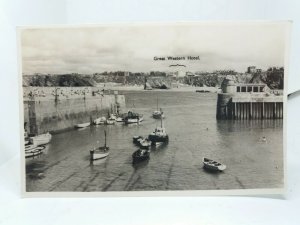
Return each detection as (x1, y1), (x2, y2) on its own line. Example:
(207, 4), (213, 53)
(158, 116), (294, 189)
(145, 76), (172, 89)
(23, 74), (95, 87)
(23, 67), (284, 89)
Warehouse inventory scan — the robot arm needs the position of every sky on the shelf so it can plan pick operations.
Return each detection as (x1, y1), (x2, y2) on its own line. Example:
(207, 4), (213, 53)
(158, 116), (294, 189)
(21, 22), (289, 75)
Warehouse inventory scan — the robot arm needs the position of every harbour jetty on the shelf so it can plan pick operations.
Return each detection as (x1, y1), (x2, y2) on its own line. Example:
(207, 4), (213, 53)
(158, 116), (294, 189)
(216, 76), (284, 120)
(23, 87), (125, 135)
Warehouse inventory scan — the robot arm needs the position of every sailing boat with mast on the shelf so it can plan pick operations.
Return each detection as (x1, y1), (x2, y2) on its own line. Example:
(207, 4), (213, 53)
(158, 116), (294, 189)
(90, 130), (110, 160)
(152, 97), (164, 119)
(148, 116), (169, 144)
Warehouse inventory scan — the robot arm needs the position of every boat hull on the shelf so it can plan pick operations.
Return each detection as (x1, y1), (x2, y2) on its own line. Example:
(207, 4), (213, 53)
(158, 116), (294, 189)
(125, 117), (143, 124)
(90, 151), (109, 160)
(90, 146), (109, 160)
(106, 120), (115, 125)
(93, 117), (106, 125)
(30, 133), (52, 146)
(152, 111), (164, 119)
(132, 149), (150, 163)
(148, 134), (169, 143)
(75, 122), (90, 128)
(116, 117), (124, 122)
(203, 158), (226, 172)
(25, 145), (46, 158)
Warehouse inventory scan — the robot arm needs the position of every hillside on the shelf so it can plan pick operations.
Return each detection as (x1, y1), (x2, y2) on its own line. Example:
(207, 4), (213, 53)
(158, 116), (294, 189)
(23, 74), (95, 87)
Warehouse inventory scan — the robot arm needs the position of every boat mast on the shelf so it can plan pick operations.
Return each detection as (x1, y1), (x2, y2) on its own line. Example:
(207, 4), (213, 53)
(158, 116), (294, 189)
(104, 130), (107, 147)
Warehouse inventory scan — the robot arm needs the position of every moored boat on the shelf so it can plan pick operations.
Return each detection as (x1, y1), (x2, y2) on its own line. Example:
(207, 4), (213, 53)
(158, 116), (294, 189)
(152, 109), (164, 119)
(152, 98), (165, 119)
(75, 122), (90, 128)
(109, 114), (117, 121)
(93, 116), (106, 125)
(116, 117), (124, 122)
(133, 135), (143, 144)
(25, 144), (38, 151)
(124, 111), (143, 124)
(25, 145), (46, 158)
(106, 118), (115, 125)
(132, 149), (150, 163)
(30, 132), (52, 146)
(148, 118), (169, 144)
(203, 157), (226, 172)
(90, 131), (110, 161)
(138, 138), (151, 149)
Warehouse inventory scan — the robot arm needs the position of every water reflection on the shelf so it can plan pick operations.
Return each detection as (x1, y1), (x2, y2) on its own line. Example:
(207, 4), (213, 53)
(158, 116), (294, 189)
(26, 160), (47, 180)
(132, 159), (150, 170)
(216, 119), (283, 133)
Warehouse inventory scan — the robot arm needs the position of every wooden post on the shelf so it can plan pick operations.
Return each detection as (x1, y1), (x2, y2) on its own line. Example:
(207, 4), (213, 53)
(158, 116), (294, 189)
(262, 102), (264, 119)
(235, 102), (237, 119)
(274, 102), (277, 118)
(250, 102), (252, 119)
(242, 103), (244, 120)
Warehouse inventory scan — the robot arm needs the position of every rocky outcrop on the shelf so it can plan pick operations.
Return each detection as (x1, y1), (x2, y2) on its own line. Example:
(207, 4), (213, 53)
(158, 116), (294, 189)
(144, 76), (172, 89)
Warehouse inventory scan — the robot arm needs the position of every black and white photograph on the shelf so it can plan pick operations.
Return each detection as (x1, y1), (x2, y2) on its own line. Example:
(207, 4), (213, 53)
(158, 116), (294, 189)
(20, 22), (288, 195)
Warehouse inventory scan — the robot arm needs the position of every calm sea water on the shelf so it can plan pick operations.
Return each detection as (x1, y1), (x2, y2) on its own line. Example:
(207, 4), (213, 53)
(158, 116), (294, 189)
(26, 91), (283, 192)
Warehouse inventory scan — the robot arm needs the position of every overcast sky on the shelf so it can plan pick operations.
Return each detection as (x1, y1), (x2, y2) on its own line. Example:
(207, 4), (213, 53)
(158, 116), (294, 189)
(21, 22), (289, 74)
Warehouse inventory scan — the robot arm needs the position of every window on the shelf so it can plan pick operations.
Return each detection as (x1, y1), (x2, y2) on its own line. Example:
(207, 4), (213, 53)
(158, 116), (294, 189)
(253, 86), (258, 92)
(241, 86), (246, 92)
(260, 86), (264, 92)
(237, 86), (240, 92)
(247, 86), (252, 92)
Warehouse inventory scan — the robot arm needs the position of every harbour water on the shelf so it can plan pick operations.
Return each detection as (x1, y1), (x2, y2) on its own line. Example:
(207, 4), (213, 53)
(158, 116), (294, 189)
(26, 91), (283, 192)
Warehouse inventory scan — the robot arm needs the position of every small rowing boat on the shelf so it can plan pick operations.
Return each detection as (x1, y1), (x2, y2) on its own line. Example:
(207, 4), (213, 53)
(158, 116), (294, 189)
(203, 157), (226, 172)
(30, 132), (52, 146)
(75, 122), (90, 128)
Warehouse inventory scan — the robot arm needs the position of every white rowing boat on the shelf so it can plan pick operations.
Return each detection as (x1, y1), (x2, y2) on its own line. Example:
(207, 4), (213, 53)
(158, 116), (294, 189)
(30, 132), (52, 146)
(203, 157), (226, 172)
(75, 122), (90, 128)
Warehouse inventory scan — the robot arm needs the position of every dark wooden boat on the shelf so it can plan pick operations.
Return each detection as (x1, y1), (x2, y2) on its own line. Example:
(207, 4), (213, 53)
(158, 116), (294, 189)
(132, 149), (150, 163)
(133, 135), (143, 144)
(148, 117), (169, 144)
(124, 111), (143, 124)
